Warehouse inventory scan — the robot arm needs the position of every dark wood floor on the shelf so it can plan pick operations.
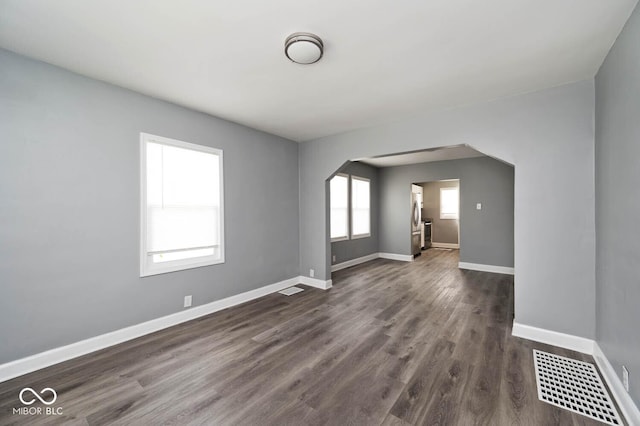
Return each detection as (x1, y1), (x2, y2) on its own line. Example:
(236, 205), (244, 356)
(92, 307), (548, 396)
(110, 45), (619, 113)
(0, 250), (612, 425)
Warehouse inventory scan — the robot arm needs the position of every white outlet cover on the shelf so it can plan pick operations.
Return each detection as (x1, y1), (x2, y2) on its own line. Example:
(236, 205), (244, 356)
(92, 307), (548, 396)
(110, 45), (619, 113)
(310, 269), (315, 278)
(476, 203), (482, 210)
(184, 295), (192, 308)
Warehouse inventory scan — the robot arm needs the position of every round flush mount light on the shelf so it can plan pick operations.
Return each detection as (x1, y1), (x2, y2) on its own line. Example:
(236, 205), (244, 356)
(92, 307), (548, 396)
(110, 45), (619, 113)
(284, 32), (323, 65)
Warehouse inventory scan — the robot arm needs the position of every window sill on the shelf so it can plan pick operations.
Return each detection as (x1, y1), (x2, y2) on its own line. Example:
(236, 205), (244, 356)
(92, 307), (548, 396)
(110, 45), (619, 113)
(141, 257), (225, 277)
(351, 233), (371, 240)
(331, 236), (349, 243)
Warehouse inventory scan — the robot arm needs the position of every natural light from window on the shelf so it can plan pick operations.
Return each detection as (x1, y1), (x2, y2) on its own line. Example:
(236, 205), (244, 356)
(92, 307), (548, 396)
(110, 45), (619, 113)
(330, 174), (349, 241)
(351, 176), (370, 237)
(141, 133), (224, 276)
(440, 187), (459, 220)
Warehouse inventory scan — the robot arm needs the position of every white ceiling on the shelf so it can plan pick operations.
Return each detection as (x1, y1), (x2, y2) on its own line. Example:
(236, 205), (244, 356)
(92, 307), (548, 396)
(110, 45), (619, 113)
(358, 145), (485, 168)
(0, 1), (637, 142)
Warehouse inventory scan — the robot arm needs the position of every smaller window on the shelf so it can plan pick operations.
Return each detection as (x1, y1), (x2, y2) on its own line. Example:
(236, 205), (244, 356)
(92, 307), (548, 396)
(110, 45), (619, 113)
(330, 174), (349, 241)
(440, 187), (459, 220)
(351, 176), (371, 238)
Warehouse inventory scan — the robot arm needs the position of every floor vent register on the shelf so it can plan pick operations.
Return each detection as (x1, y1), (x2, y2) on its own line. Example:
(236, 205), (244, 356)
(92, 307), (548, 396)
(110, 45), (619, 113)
(533, 349), (622, 425)
(278, 286), (304, 296)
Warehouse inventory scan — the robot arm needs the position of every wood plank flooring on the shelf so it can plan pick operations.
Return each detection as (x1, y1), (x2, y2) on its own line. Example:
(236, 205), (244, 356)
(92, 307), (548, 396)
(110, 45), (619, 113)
(0, 250), (614, 425)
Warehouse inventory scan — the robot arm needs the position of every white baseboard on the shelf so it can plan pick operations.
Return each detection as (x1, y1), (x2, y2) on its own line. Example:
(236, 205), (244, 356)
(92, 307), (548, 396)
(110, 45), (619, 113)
(379, 252), (414, 262)
(331, 253), (379, 272)
(511, 322), (594, 355)
(0, 275), (330, 383)
(593, 342), (640, 426)
(458, 261), (515, 275)
(431, 242), (460, 249)
(298, 276), (333, 290)
(332, 252), (413, 272)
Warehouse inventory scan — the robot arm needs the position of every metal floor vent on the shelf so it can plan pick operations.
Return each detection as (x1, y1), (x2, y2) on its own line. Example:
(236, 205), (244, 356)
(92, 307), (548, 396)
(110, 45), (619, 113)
(278, 286), (304, 296)
(533, 350), (622, 425)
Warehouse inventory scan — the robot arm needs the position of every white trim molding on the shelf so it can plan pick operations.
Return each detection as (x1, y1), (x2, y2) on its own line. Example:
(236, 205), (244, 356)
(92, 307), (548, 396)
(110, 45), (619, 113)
(379, 252), (414, 262)
(593, 342), (640, 425)
(331, 252), (419, 272)
(0, 275), (332, 384)
(299, 276), (333, 290)
(431, 242), (460, 249)
(511, 322), (594, 355)
(331, 253), (379, 272)
(458, 261), (514, 275)
(331, 252), (413, 273)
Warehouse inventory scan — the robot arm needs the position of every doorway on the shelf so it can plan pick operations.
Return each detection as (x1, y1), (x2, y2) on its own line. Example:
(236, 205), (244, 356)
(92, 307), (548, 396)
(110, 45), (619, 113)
(412, 179), (460, 256)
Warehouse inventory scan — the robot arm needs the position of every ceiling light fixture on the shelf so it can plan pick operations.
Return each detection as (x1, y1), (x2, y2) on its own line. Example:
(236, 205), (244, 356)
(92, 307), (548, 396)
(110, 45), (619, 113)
(284, 32), (323, 65)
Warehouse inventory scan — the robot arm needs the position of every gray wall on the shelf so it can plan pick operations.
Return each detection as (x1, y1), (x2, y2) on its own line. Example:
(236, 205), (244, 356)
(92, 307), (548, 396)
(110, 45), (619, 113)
(0, 49), (300, 364)
(595, 2), (640, 406)
(379, 158), (513, 267)
(421, 180), (460, 245)
(300, 79), (596, 339)
(330, 161), (379, 265)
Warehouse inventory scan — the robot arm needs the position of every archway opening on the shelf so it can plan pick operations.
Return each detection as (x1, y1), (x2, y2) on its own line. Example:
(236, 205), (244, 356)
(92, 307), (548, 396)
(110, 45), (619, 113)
(324, 143), (515, 308)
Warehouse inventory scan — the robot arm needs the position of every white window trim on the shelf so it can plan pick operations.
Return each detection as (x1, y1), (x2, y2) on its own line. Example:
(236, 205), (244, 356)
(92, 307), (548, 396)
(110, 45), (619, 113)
(351, 233), (371, 240)
(330, 173), (350, 242)
(440, 186), (459, 220)
(331, 236), (350, 243)
(350, 175), (371, 239)
(140, 132), (225, 277)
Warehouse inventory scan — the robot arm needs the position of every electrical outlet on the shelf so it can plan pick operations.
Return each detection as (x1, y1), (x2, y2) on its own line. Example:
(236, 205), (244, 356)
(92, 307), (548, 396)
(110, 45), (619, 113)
(332, 255), (336, 263)
(476, 203), (482, 210)
(623, 366), (629, 392)
(184, 295), (192, 308)
(310, 269), (315, 278)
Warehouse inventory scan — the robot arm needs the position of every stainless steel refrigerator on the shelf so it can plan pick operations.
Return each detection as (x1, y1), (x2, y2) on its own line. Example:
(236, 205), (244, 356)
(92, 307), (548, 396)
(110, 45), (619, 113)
(411, 192), (422, 256)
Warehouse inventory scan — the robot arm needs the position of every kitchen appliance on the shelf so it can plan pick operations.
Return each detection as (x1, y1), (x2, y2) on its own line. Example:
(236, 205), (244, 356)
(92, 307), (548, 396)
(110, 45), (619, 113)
(411, 192), (422, 256)
(423, 219), (432, 249)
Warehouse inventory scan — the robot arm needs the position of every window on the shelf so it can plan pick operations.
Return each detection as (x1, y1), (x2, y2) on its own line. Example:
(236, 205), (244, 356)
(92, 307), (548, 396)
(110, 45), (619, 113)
(330, 174), (349, 241)
(140, 133), (224, 276)
(351, 176), (370, 238)
(440, 187), (459, 219)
